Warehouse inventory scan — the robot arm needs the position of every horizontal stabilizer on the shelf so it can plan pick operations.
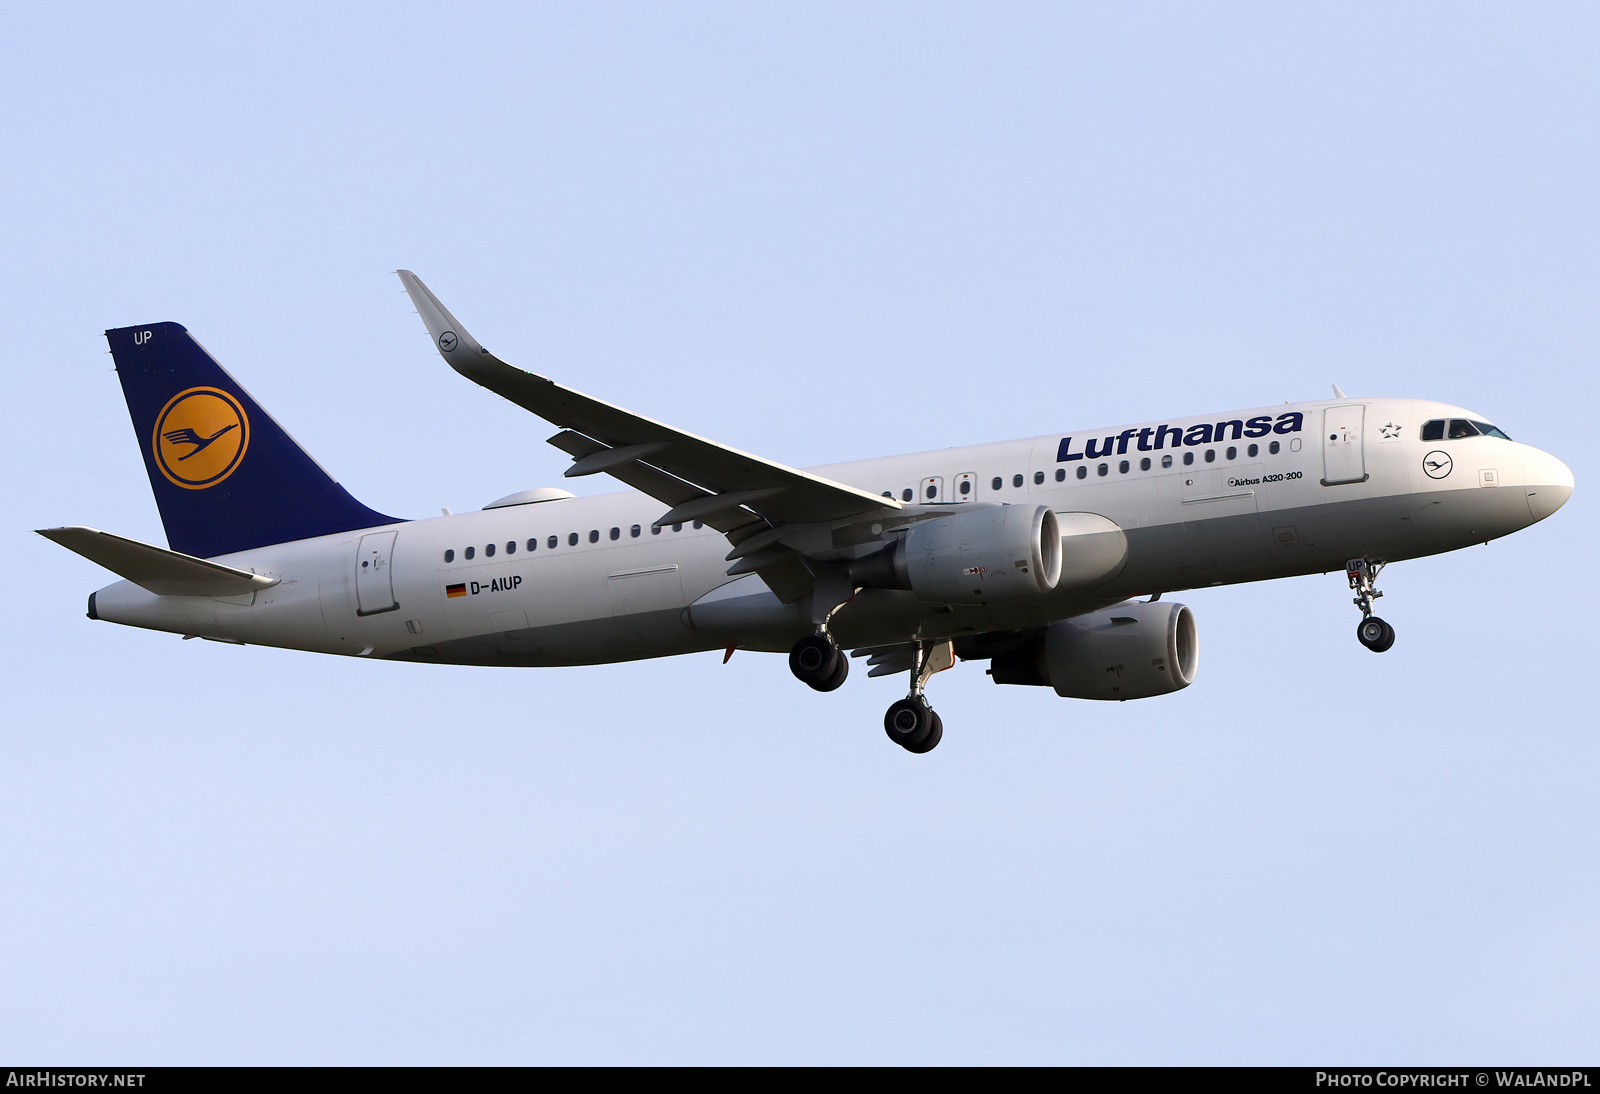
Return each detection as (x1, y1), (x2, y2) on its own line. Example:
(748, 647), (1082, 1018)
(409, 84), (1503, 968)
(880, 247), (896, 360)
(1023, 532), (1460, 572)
(37, 527), (279, 597)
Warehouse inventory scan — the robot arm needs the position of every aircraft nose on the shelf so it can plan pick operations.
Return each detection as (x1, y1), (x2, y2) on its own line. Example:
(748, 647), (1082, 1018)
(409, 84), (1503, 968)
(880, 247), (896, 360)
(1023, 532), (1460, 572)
(1523, 447), (1574, 524)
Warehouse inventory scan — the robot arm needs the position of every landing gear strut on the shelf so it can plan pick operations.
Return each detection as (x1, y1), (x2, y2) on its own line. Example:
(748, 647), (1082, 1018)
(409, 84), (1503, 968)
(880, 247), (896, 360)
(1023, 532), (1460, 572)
(789, 633), (848, 691)
(883, 641), (952, 754)
(1346, 558), (1396, 653)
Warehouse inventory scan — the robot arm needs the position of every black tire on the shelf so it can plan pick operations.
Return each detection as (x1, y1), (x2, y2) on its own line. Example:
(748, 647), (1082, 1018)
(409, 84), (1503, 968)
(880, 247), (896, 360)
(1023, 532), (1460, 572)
(1357, 616), (1396, 653)
(884, 697), (932, 748)
(811, 648), (849, 692)
(789, 634), (839, 686)
(903, 711), (943, 754)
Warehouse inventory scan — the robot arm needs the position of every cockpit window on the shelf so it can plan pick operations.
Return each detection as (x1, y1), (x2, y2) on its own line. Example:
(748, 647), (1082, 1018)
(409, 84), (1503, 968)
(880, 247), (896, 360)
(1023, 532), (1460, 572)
(1420, 420), (1445, 441)
(1448, 419), (1480, 439)
(1471, 420), (1512, 440)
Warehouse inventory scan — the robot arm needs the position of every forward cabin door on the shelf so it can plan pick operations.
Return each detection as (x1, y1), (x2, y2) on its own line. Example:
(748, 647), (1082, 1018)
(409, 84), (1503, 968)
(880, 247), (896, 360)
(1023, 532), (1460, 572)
(355, 530), (399, 615)
(1321, 405), (1368, 486)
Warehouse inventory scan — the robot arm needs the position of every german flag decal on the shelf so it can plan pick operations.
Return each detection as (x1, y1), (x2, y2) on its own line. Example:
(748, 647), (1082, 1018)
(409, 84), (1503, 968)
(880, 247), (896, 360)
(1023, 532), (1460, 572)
(446, 583), (466, 598)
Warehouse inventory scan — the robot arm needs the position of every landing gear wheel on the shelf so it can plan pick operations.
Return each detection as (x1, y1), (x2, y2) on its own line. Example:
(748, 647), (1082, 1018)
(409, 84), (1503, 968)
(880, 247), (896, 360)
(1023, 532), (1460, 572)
(884, 697), (934, 750)
(902, 711), (943, 754)
(1356, 616), (1395, 653)
(790, 634), (844, 690)
(814, 649), (849, 692)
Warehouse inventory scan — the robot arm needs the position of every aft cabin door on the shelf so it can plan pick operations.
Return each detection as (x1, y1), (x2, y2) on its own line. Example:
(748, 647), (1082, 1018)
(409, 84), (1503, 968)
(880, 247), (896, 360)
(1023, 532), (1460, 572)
(355, 531), (399, 616)
(1321, 405), (1368, 486)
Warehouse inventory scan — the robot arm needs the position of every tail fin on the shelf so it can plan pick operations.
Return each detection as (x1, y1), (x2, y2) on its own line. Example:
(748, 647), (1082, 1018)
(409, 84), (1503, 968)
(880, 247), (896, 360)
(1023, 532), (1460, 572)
(106, 322), (402, 559)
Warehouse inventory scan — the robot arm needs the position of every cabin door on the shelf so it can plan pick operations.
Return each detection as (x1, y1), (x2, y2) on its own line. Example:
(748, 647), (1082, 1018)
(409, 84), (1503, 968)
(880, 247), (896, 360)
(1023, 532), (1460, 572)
(1321, 405), (1368, 486)
(355, 530), (399, 616)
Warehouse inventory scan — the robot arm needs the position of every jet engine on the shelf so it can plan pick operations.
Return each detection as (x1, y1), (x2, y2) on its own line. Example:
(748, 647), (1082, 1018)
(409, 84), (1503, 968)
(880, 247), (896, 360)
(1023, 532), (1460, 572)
(988, 600), (1198, 699)
(849, 504), (1062, 604)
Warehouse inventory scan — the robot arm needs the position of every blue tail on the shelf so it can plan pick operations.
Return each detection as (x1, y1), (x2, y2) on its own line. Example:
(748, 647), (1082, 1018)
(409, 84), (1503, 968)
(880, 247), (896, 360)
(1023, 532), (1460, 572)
(107, 322), (403, 559)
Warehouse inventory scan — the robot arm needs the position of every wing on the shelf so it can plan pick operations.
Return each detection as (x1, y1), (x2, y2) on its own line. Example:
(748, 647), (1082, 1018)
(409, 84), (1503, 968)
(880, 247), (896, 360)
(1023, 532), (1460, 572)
(397, 271), (897, 530)
(398, 271), (901, 602)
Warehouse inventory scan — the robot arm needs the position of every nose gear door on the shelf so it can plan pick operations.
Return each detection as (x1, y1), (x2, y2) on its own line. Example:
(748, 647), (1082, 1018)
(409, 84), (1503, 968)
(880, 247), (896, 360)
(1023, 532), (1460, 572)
(1321, 405), (1368, 486)
(355, 530), (399, 615)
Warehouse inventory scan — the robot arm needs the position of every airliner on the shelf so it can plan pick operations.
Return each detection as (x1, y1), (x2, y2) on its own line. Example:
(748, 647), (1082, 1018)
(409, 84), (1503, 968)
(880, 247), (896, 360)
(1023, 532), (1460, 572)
(38, 272), (1575, 753)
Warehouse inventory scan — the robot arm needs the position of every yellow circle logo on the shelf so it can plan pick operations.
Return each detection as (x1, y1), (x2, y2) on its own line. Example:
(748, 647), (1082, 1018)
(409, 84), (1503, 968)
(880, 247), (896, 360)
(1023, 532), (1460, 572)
(152, 386), (250, 489)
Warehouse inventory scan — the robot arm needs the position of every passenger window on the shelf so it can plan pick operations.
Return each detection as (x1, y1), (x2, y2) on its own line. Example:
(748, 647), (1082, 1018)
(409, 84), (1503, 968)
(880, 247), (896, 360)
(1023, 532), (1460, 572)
(1472, 421), (1512, 440)
(1055, 468), (1065, 482)
(1140, 457), (1151, 471)
(672, 523), (683, 532)
(1183, 452), (1194, 466)
(925, 484), (937, 499)
(1097, 463), (1108, 477)
(1204, 449), (1216, 463)
(1076, 466), (1087, 479)
(1247, 444), (1258, 457)
(694, 521), (703, 529)
(1448, 419), (1479, 439)
(443, 549), (454, 563)
(568, 533), (578, 546)
(527, 539), (537, 552)
(991, 476), (1002, 491)
(506, 541), (516, 554)
(1420, 420), (1445, 441)
(609, 527), (620, 540)
(485, 543), (496, 557)
(1012, 474), (1023, 488)
(630, 525), (641, 538)
(1118, 460), (1129, 474)
(1033, 471), (1044, 485)
(1226, 446), (1236, 460)
(901, 488), (913, 502)
(1162, 455), (1173, 468)
(959, 479), (971, 495)
(651, 525), (661, 536)
(1268, 441), (1280, 455)
(548, 536), (558, 549)
(588, 530), (600, 543)
(465, 546), (475, 560)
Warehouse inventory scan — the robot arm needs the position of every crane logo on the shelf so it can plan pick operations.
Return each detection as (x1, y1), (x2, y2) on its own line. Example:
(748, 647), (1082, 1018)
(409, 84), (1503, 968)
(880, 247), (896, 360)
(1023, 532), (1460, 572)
(152, 386), (250, 489)
(1422, 450), (1453, 480)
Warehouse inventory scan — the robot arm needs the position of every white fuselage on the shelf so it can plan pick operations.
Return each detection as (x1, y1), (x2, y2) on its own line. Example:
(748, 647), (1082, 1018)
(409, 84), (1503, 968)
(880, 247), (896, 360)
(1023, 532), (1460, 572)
(90, 397), (1574, 666)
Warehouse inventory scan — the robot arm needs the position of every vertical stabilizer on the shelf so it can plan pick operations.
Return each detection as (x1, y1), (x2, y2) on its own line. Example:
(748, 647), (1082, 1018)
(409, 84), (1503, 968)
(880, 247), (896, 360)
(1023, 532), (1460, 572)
(106, 322), (402, 559)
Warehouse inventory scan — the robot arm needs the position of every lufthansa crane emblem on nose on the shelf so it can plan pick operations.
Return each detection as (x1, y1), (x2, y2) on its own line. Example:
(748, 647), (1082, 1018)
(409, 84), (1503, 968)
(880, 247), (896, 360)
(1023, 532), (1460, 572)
(438, 330), (458, 352)
(1423, 450), (1453, 479)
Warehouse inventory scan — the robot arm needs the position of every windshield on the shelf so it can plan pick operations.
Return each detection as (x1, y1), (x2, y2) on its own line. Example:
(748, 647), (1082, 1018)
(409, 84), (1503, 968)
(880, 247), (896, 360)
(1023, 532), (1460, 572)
(1471, 420), (1512, 440)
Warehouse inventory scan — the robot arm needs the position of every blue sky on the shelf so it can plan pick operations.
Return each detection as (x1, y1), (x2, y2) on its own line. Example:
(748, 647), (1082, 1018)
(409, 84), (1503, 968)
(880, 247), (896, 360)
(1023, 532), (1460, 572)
(2, 2), (1596, 1063)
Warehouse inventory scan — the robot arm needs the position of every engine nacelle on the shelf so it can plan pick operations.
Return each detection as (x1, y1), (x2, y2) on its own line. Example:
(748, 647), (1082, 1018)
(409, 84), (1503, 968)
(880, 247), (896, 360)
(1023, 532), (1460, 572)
(851, 505), (1062, 605)
(990, 600), (1198, 700)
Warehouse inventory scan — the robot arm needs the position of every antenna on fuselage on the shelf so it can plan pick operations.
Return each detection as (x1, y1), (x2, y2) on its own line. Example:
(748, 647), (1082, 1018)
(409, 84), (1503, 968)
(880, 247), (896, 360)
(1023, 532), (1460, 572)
(1332, 384), (1348, 399)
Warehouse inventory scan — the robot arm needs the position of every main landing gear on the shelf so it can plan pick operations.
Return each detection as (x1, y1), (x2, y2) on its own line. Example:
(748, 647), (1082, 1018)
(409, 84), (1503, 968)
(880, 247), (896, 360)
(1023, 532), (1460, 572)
(883, 641), (953, 754)
(1346, 558), (1396, 653)
(789, 633), (848, 692)
(786, 632), (949, 754)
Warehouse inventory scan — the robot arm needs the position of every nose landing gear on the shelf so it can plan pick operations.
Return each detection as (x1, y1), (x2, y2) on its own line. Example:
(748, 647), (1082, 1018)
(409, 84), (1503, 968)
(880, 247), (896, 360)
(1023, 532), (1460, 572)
(883, 641), (953, 754)
(1347, 558), (1396, 653)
